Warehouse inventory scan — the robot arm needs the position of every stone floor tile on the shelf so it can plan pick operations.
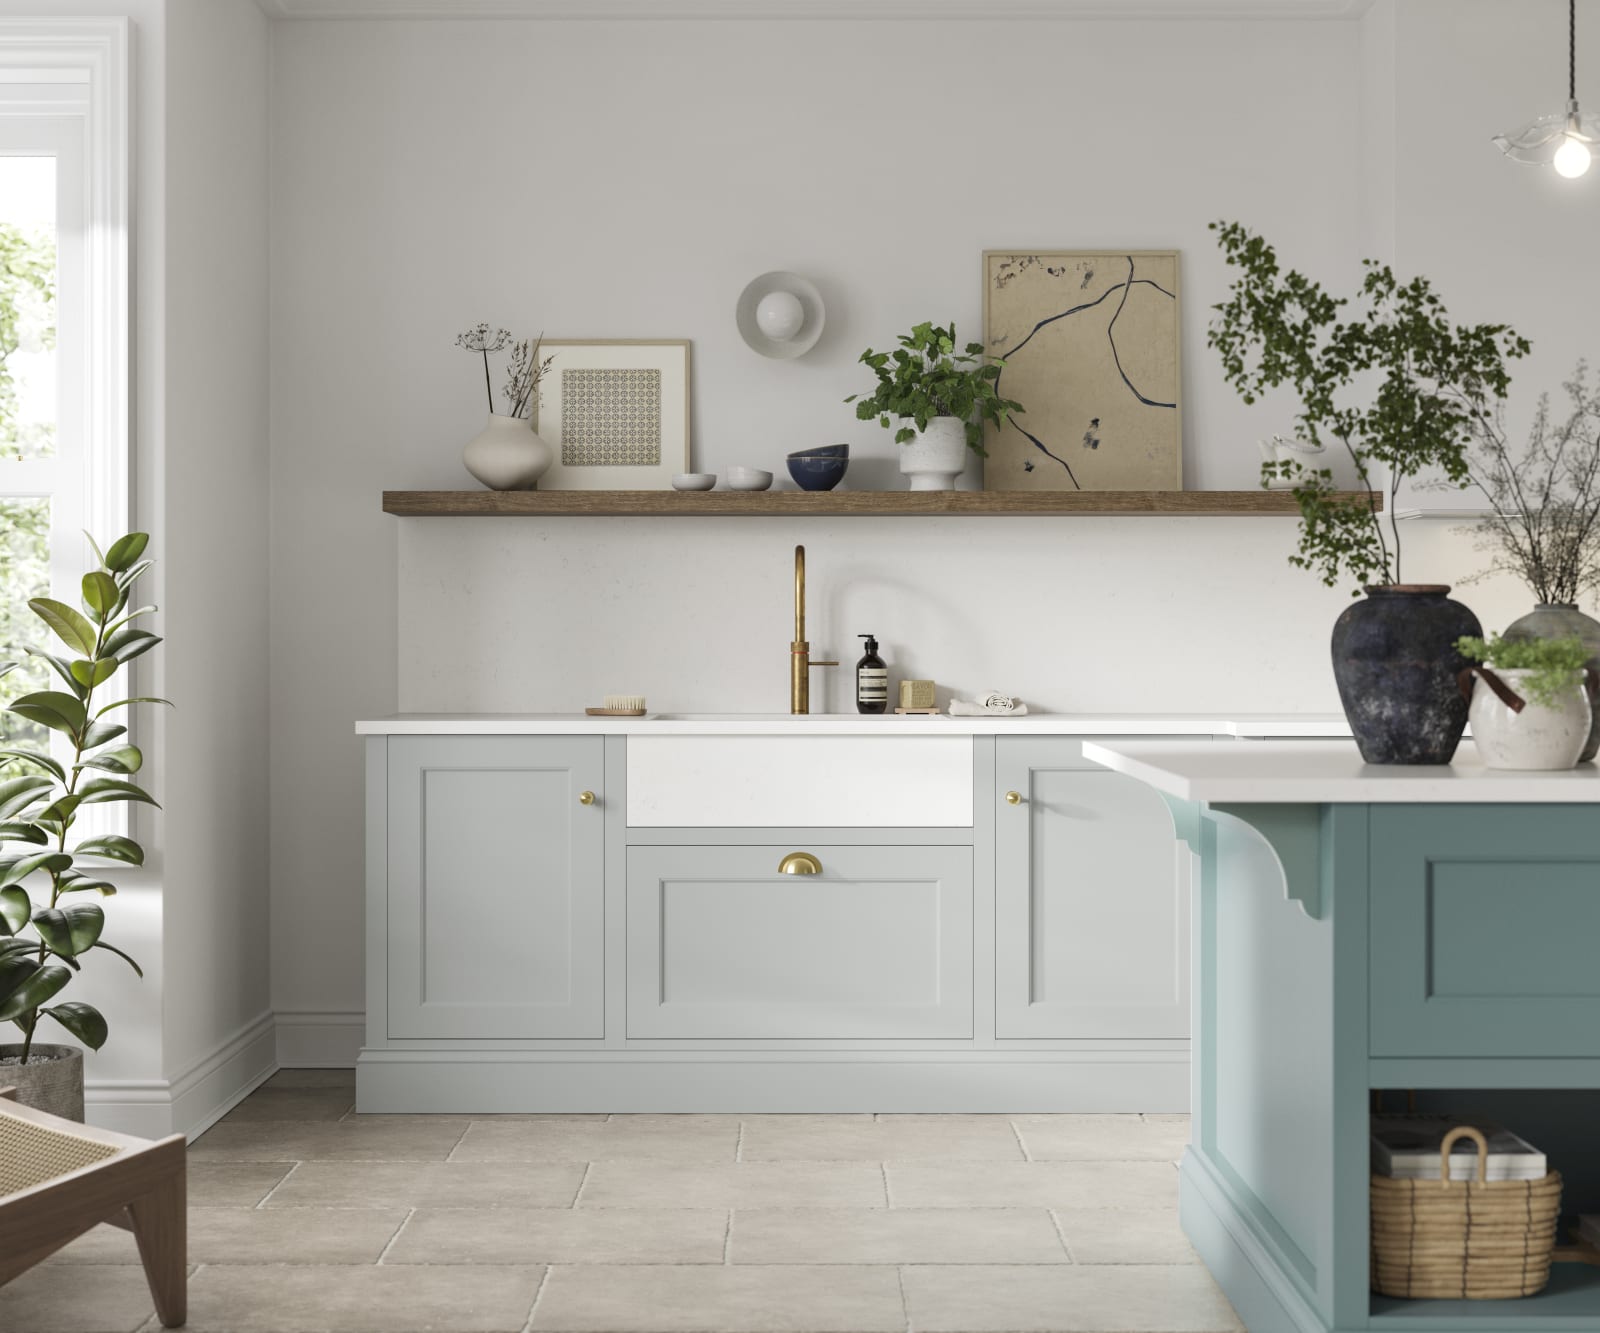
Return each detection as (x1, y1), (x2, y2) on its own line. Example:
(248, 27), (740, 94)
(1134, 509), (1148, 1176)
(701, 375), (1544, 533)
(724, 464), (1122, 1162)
(886, 1160), (1179, 1209)
(730, 1207), (1067, 1264)
(47, 1207), (406, 1267)
(387, 1207), (728, 1265)
(0, 1264), (157, 1332)
(189, 1117), (470, 1162)
(1050, 1208), (1199, 1265)
(262, 1159), (586, 1209)
(1013, 1114), (1189, 1162)
(530, 1264), (905, 1332)
(265, 1068), (356, 1089)
(451, 1115), (740, 1162)
(902, 1263), (1242, 1332)
(220, 1086), (355, 1123)
(740, 1115), (1023, 1161)
(578, 1161), (888, 1209)
(188, 1161), (295, 1207)
(181, 1264), (544, 1332)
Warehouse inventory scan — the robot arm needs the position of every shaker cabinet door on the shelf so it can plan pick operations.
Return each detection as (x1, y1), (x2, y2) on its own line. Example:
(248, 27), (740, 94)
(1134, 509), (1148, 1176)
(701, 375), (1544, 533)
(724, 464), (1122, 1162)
(386, 736), (605, 1039)
(995, 738), (1190, 1039)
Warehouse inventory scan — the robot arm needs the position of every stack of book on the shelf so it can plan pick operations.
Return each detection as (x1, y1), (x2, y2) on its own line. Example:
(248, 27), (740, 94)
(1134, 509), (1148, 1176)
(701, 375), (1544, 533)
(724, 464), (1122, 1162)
(1371, 1114), (1546, 1182)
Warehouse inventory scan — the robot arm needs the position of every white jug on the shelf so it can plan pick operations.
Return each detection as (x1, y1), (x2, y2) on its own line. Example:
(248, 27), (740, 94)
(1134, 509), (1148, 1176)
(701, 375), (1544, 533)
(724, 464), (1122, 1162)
(1257, 435), (1327, 489)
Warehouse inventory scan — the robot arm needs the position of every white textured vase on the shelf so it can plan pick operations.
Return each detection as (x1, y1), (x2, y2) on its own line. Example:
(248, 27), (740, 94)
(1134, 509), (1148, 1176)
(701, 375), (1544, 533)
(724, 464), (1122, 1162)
(899, 417), (969, 492)
(1468, 667), (1591, 770)
(462, 413), (553, 491)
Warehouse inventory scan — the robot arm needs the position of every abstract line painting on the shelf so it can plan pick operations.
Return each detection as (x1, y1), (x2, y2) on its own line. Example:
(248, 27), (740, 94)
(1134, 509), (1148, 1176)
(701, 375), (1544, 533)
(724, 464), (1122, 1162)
(982, 251), (1182, 491)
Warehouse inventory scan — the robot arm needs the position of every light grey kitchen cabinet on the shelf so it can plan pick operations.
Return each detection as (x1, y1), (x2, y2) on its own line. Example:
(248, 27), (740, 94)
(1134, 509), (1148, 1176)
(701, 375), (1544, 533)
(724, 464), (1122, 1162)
(385, 736), (605, 1039)
(625, 843), (974, 1040)
(995, 738), (1189, 1039)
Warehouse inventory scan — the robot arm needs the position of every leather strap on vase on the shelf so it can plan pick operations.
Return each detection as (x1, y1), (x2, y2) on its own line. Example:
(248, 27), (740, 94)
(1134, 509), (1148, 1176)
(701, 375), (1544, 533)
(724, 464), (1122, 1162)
(1458, 666), (1526, 714)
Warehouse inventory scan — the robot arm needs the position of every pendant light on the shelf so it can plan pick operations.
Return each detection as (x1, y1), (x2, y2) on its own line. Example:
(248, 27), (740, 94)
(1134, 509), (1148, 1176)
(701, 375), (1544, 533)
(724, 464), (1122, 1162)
(1495, 0), (1600, 178)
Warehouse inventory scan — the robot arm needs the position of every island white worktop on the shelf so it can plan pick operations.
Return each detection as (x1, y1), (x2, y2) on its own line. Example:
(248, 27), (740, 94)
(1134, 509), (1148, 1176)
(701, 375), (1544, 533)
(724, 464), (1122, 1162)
(1083, 738), (1600, 802)
(355, 712), (1350, 738)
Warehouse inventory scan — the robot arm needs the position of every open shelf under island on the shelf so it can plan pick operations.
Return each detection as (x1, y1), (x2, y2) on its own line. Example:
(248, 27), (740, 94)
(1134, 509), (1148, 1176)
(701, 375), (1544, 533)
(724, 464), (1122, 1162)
(381, 489), (1384, 518)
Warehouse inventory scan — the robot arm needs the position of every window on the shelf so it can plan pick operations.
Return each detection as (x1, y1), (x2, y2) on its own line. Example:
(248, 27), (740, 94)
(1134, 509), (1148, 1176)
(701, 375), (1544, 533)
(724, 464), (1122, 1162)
(0, 20), (129, 814)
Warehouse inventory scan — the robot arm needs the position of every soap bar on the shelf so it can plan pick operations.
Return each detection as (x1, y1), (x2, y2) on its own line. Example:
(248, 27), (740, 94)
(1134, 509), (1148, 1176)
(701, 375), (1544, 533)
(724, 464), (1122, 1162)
(899, 679), (936, 709)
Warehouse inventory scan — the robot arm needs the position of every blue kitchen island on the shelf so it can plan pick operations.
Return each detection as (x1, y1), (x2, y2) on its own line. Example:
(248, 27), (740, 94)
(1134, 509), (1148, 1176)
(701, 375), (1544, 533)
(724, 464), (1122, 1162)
(1083, 740), (1600, 1333)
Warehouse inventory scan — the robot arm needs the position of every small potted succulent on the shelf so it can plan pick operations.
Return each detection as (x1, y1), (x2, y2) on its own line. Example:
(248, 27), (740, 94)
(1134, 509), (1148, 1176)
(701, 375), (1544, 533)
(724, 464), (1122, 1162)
(1456, 633), (1595, 770)
(846, 321), (1023, 491)
(1, 533), (162, 1119)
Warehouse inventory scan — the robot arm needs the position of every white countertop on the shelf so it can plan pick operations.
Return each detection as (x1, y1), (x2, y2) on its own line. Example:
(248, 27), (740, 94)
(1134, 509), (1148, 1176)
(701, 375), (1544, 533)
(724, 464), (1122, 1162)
(355, 712), (1353, 738)
(1083, 739), (1600, 803)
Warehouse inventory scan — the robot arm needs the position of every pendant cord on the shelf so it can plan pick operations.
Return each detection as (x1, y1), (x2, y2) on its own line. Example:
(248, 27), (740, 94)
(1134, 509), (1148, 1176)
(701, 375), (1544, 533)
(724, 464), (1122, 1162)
(1571, 0), (1578, 102)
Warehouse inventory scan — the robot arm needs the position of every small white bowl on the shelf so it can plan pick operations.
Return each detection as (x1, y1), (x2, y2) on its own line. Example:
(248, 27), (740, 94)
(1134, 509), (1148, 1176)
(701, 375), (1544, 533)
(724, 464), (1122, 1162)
(671, 473), (717, 491)
(726, 467), (773, 491)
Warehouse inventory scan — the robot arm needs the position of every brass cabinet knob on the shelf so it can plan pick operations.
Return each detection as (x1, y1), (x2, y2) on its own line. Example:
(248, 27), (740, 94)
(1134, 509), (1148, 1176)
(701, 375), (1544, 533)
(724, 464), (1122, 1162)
(778, 851), (822, 875)
(578, 790), (596, 806)
(1005, 790), (1023, 805)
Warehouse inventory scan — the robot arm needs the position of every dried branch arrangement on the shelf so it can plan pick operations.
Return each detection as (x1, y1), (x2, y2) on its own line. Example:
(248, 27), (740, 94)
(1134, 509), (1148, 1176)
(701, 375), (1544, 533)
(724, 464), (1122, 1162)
(1460, 363), (1600, 606)
(456, 324), (555, 421)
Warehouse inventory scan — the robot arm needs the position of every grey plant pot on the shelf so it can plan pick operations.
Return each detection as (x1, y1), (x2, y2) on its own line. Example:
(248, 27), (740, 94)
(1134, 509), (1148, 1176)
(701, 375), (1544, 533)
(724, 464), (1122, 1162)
(1504, 603), (1600, 763)
(0, 1043), (85, 1121)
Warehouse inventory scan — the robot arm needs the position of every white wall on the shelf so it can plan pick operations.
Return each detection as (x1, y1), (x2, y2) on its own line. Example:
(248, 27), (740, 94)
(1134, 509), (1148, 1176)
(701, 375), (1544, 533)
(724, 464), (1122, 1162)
(269, 8), (1573, 1028)
(160, 0), (274, 1106)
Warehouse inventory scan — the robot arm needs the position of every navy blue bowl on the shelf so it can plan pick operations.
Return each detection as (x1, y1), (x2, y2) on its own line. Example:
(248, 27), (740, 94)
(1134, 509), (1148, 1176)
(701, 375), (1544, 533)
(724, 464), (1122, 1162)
(787, 452), (849, 492)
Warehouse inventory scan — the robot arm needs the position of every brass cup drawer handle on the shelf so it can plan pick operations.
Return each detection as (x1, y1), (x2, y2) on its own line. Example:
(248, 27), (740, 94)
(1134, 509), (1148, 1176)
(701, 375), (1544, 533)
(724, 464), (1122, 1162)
(1005, 790), (1023, 805)
(578, 790), (597, 806)
(778, 851), (822, 876)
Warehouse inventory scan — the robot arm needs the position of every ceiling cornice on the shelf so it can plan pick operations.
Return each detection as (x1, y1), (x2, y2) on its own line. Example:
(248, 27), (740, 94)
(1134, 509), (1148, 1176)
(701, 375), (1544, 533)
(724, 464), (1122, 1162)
(255, 0), (1374, 20)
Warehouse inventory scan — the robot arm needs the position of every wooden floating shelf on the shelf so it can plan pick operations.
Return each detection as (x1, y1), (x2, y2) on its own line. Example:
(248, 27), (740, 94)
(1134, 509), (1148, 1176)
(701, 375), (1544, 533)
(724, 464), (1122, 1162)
(382, 490), (1382, 518)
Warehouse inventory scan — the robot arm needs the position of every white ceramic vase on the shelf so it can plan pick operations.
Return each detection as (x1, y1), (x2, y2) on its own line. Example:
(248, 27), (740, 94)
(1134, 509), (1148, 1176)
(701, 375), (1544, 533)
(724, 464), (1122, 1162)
(462, 413), (553, 491)
(899, 417), (968, 491)
(1467, 666), (1591, 770)
(1257, 435), (1328, 489)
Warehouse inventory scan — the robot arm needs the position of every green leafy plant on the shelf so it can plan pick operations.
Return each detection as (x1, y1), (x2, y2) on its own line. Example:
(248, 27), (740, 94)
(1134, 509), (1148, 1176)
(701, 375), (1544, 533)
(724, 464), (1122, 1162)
(1456, 632), (1590, 708)
(0, 533), (165, 1063)
(846, 320), (1024, 455)
(1208, 220), (1530, 593)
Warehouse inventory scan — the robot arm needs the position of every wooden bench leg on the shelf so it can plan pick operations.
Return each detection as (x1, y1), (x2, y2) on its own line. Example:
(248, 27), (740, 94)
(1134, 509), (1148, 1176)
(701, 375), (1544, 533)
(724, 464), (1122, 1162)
(127, 1165), (186, 1327)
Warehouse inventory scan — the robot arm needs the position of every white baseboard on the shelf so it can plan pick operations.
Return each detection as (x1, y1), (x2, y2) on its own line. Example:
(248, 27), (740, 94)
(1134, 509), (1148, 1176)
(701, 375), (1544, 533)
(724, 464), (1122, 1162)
(86, 1011), (277, 1140)
(275, 1010), (363, 1068)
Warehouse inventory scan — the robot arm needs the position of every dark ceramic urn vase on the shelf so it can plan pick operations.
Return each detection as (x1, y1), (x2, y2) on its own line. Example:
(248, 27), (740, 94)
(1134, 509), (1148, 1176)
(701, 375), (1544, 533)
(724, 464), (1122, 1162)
(1331, 585), (1481, 765)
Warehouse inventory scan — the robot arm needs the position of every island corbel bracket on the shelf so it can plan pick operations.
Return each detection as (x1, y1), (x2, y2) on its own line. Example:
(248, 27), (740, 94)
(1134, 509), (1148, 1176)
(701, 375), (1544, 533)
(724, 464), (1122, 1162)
(1206, 802), (1325, 920)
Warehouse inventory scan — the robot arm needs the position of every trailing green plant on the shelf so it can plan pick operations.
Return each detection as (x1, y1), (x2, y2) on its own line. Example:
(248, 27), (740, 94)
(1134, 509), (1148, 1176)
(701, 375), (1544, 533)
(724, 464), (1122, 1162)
(0, 532), (165, 1063)
(1456, 632), (1591, 708)
(1208, 220), (1531, 593)
(846, 320), (1024, 455)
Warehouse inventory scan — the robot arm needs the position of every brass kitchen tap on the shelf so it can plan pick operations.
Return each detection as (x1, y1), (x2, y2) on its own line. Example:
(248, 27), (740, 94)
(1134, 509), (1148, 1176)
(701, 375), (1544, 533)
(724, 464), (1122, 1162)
(790, 544), (837, 714)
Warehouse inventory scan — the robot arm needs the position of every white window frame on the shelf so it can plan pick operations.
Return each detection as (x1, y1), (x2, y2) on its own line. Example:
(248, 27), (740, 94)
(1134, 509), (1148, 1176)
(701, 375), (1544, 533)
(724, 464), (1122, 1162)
(0, 19), (130, 838)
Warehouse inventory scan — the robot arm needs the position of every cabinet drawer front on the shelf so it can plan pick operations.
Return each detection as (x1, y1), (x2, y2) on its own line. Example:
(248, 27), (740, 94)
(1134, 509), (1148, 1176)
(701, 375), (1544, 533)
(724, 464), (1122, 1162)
(626, 844), (973, 1038)
(1370, 805), (1600, 1058)
(387, 736), (605, 1040)
(626, 736), (973, 827)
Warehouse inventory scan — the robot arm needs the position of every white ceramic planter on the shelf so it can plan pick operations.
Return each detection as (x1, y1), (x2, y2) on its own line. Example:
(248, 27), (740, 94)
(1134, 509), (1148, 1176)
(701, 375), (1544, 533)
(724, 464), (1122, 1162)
(1467, 667), (1591, 770)
(899, 417), (968, 492)
(462, 413), (553, 491)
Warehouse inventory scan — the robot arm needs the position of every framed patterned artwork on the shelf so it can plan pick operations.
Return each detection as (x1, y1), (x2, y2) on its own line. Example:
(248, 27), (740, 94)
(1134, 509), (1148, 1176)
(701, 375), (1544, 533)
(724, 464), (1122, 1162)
(532, 340), (691, 489)
(982, 251), (1182, 492)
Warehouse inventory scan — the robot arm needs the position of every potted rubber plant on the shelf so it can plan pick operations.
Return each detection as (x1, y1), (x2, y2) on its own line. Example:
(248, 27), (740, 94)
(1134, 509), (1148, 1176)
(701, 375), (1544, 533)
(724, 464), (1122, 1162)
(846, 321), (1024, 491)
(0, 532), (163, 1119)
(1209, 221), (1530, 764)
(1457, 633), (1595, 770)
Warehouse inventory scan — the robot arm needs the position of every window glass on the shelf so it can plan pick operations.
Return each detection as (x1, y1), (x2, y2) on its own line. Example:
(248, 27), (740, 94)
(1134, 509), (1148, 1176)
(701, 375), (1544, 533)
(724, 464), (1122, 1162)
(0, 155), (57, 461)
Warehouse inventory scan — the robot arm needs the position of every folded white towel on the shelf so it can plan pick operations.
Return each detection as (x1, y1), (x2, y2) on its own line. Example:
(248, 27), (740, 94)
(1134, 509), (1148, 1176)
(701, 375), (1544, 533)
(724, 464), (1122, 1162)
(948, 693), (1029, 717)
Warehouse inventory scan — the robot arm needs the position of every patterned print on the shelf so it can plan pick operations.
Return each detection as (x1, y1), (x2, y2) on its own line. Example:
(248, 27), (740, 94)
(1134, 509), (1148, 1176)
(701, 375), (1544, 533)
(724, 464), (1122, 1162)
(561, 368), (662, 466)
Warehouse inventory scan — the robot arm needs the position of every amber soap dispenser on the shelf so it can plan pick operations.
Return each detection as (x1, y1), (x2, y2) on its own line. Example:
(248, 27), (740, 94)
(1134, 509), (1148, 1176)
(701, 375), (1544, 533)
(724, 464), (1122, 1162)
(855, 634), (888, 714)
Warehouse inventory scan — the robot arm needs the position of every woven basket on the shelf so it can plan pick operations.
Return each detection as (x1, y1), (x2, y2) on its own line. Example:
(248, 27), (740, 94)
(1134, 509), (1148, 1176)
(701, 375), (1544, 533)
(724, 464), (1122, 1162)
(1372, 1125), (1562, 1300)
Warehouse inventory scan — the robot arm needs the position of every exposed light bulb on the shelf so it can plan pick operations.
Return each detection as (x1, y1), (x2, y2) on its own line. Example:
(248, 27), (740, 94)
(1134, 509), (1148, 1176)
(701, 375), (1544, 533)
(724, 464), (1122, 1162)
(1554, 134), (1592, 177)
